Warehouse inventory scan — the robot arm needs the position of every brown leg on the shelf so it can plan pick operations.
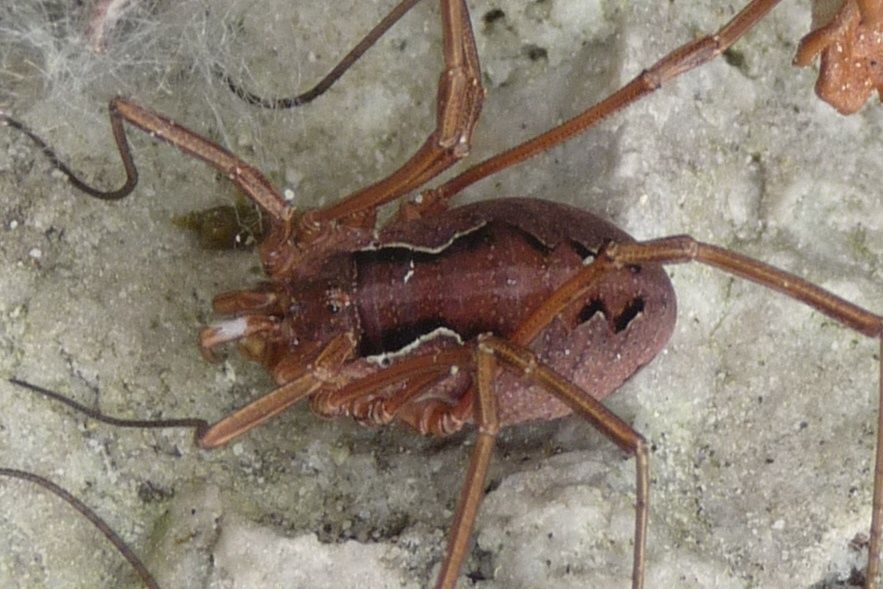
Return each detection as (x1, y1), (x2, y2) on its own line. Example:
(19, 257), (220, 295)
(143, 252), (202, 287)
(431, 336), (650, 589)
(310, 0), (484, 225)
(2, 97), (304, 277)
(197, 333), (357, 449)
(3, 0), (480, 239)
(220, 0), (426, 109)
(599, 236), (883, 588)
(0, 468), (160, 589)
(486, 233), (883, 587)
(0, 99), (291, 222)
(5, 378), (213, 586)
(309, 347), (469, 418)
(196, 372), (322, 449)
(430, 0), (784, 202)
(435, 344), (500, 589)
(604, 236), (882, 337)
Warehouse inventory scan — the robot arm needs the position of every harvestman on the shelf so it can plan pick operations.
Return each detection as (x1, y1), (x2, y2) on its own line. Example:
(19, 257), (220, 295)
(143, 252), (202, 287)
(3, 0), (883, 587)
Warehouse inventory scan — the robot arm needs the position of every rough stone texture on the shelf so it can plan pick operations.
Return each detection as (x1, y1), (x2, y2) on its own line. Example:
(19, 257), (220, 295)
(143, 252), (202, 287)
(0, 1), (881, 587)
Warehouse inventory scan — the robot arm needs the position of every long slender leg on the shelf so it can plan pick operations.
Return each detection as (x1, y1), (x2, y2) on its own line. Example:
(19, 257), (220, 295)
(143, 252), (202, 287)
(3, 0), (477, 234)
(2, 99), (302, 278)
(429, 0), (784, 203)
(197, 370), (324, 449)
(5, 377), (213, 588)
(105, 99), (292, 222)
(309, 0), (484, 226)
(512, 234), (881, 349)
(486, 234), (883, 587)
(197, 332), (357, 448)
(432, 336), (650, 589)
(0, 99), (291, 222)
(596, 236), (883, 588)
(604, 237), (882, 337)
(8, 378), (209, 437)
(434, 344), (500, 589)
(220, 0), (426, 109)
(309, 347), (469, 417)
(0, 468), (160, 589)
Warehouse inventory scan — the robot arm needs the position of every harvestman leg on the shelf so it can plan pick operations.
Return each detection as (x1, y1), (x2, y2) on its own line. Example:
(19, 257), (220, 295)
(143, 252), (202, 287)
(219, 0), (485, 230)
(220, 0), (427, 109)
(196, 332), (357, 449)
(491, 236), (883, 588)
(219, 0), (484, 226)
(3, 0), (483, 251)
(0, 101), (290, 220)
(0, 100), (304, 284)
(0, 0), (802, 245)
(204, 333), (647, 589)
(1, 99), (307, 280)
(0, 467), (160, 589)
(427, 0), (787, 203)
(1, 378), (213, 589)
(603, 236), (883, 587)
(431, 336), (650, 589)
(306, 0), (484, 227)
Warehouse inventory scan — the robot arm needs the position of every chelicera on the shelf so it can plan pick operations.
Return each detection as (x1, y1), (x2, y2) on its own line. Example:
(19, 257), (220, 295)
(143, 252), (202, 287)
(3, 0), (883, 587)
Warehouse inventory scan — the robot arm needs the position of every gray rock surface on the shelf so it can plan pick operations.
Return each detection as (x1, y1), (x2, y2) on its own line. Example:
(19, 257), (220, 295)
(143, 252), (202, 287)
(1, 1), (881, 587)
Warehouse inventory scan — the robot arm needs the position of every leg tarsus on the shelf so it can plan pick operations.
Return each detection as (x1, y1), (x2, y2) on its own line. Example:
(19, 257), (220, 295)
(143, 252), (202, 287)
(8, 377), (209, 435)
(868, 337), (883, 589)
(0, 107), (137, 200)
(218, 0), (426, 109)
(0, 468), (161, 589)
